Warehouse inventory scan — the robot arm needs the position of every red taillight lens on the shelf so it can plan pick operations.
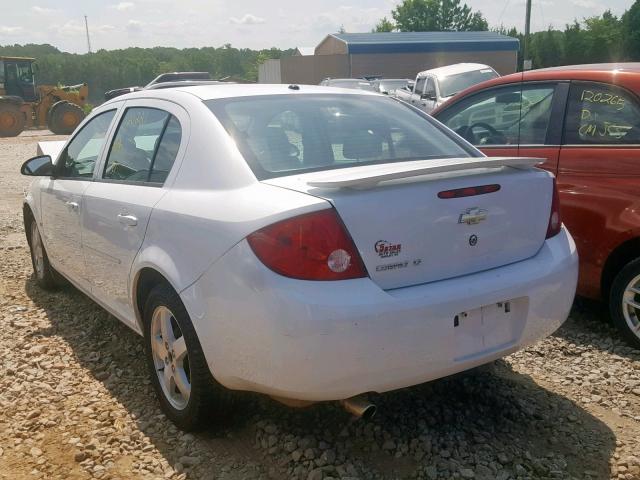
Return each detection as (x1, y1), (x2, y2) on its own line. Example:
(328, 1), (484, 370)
(247, 209), (368, 280)
(546, 178), (562, 239)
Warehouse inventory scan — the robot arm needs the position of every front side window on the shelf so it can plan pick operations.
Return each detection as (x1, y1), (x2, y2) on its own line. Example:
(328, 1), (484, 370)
(207, 94), (475, 180)
(0, 60), (5, 84)
(437, 84), (556, 146)
(103, 107), (181, 183)
(564, 82), (640, 145)
(57, 110), (116, 178)
(15, 61), (34, 86)
(414, 77), (426, 94)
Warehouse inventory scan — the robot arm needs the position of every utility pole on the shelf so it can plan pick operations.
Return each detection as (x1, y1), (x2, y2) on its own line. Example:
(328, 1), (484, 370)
(84, 15), (92, 54)
(522, 0), (532, 70)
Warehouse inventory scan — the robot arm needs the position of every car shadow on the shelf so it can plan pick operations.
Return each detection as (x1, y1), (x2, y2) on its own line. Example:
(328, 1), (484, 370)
(554, 297), (640, 360)
(25, 278), (616, 480)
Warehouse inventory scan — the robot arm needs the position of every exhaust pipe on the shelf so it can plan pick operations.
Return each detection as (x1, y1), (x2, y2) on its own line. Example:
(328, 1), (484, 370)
(340, 396), (377, 420)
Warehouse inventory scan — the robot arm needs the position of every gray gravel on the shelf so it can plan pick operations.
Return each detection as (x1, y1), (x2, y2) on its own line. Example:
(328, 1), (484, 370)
(0, 132), (639, 480)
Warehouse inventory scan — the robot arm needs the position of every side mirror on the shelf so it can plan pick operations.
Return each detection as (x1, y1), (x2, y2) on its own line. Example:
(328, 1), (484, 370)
(21, 155), (53, 176)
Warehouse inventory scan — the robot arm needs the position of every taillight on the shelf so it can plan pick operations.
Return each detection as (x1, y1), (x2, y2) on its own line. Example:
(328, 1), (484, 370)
(546, 178), (562, 239)
(247, 209), (367, 280)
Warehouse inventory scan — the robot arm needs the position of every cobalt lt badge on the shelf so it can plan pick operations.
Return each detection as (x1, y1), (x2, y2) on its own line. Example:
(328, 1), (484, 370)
(469, 234), (478, 246)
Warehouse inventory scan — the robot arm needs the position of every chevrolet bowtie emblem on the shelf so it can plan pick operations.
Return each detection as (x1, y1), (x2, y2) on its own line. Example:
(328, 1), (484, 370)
(458, 207), (488, 225)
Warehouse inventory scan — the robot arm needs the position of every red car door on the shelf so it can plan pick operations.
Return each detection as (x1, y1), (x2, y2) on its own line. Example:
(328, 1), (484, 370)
(557, 80), (640, 300)
(435, 81), (566, 174)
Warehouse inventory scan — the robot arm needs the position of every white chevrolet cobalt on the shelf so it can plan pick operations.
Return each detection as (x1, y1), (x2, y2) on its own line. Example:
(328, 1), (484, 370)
(21, 84), (578, 430)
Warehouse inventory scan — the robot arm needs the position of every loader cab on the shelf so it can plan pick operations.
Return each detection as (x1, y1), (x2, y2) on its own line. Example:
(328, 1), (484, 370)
(0, 57), (38, 102)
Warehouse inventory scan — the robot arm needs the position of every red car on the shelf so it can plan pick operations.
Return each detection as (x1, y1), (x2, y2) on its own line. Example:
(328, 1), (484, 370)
(432, 63), (640, 347)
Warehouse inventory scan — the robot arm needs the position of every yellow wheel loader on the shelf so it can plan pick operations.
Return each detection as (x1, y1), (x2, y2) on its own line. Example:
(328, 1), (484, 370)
(0, 56), (88, 137)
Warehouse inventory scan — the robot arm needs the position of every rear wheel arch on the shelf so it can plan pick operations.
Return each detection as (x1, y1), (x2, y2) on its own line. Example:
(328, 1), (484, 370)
(133, 267), (176, 331)
(601, 236), (640, 301)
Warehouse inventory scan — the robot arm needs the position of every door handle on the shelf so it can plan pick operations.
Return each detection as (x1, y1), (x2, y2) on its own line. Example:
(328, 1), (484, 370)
(65, 201), (79, 211)
(117, 213), (138, 226)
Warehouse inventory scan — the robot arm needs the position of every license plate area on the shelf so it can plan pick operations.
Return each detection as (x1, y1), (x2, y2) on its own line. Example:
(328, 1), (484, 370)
(453, 297), (528, 361)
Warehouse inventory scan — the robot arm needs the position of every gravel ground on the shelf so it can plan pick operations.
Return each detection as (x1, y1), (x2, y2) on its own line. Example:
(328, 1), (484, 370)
(0, 131), (639, 480)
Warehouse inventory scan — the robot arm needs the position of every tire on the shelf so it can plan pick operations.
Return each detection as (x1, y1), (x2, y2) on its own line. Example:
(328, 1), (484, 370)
(0, 102), (25, 137)
(28, 219), (62, 290)
(143, 283), (237, 431)
(48, 101), (85, 135)
(609, 257), (640, 348)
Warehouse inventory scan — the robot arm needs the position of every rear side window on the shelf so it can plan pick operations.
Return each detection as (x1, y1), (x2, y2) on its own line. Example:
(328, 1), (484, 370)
(103, 107), (182, 184)
(206, 94), (474, 180)
(564, 82), (640, 145)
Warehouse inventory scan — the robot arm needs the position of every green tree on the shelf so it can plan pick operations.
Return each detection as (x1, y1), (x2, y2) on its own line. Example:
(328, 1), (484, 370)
(529, 28), (564, 68)
(390, 0), (489, 32)
(373, 17), (395, 32)
(622, 0), (640, 60)
(583, 10), (623, 62)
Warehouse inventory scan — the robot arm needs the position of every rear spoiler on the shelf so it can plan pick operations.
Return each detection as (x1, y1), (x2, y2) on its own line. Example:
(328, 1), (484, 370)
(306, 157), (543, 189)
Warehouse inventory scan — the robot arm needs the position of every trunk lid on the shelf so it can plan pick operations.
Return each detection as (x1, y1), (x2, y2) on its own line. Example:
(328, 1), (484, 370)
(264, 159), (553, 290)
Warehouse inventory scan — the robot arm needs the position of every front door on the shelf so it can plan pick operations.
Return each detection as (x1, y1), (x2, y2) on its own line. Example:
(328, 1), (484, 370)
(82, 103), (185, 323)
(40, 109), (117, 288)
(435, 82), (564, 173)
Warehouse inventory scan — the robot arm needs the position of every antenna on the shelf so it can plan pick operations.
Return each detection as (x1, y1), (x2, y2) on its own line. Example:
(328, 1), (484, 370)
(84, 15), (92, 54)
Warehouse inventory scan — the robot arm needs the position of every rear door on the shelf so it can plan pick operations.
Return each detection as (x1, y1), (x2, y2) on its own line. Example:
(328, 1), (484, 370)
(435, 82), (565, 174)
(39, 108), (118, 289)
(558, 81), (640, 298)
(81, 100), (187, 323)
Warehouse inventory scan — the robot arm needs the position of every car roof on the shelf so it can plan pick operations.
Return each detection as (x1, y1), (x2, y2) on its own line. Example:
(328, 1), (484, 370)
(431, 62), (640, 115)
(103, 83), (380, 105)
(418, 63), (495, 78)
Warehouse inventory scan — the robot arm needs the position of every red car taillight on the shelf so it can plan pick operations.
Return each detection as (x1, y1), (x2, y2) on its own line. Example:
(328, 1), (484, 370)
(247, 209), (368, 281)
(546, 178), (562, 239)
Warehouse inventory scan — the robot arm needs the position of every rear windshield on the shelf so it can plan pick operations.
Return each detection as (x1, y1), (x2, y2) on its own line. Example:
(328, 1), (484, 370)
(439, 69), (498, 98)
(206, 94), (475, 180)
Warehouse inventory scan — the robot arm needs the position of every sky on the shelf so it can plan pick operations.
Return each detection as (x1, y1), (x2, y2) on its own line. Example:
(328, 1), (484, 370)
(0, 0), (634, 53)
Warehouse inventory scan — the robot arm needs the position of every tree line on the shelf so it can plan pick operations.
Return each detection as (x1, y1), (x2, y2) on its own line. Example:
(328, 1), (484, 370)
(374, 0), (640, 70)
(0, 43), (292, 103)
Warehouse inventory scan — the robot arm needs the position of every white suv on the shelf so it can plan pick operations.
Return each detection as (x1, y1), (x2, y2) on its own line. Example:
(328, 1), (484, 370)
(21, 84), (578, 430)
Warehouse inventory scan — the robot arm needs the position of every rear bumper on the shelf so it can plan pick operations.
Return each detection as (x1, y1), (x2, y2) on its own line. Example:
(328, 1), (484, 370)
(181, 227), (578, 401)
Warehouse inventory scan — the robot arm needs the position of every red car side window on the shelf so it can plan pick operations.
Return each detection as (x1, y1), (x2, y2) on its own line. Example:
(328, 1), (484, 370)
(564, 82), (640, 145)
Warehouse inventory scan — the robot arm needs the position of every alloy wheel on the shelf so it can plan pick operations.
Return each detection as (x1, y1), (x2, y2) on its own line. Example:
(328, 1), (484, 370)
(150, 305), (191, 410)
(622, 273), (640, 339)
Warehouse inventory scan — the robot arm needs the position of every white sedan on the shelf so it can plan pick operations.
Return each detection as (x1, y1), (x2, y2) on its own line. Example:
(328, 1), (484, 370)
(21, 84), (578, 430)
